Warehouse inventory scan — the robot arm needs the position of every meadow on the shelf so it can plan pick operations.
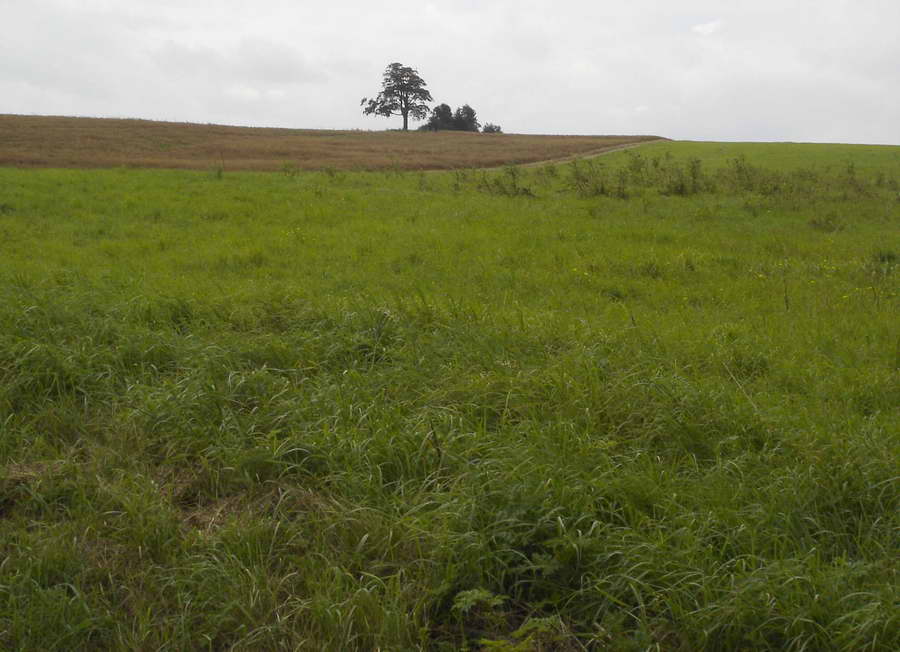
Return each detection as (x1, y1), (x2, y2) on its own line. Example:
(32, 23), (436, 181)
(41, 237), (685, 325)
(0, 138), (898, 650)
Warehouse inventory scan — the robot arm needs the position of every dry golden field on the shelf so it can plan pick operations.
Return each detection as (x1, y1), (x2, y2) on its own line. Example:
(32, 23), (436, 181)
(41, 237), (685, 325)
(0, 114), (662, 171)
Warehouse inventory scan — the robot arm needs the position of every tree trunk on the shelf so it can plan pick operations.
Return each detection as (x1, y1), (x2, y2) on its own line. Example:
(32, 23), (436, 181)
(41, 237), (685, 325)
(402, 110), (408, 131)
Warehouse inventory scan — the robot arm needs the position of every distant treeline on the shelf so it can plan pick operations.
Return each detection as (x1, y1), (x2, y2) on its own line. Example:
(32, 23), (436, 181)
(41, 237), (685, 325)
(420, 103), (502, 133)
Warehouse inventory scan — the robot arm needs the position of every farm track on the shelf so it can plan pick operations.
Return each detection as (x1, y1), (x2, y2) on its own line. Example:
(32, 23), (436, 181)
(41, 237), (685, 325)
(476, 138), (667, 171)
(516, 138), (667, 167)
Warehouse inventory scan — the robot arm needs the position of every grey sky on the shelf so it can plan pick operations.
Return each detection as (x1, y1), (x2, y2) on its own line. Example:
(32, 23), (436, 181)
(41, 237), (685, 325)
(3, 0), (898, 143)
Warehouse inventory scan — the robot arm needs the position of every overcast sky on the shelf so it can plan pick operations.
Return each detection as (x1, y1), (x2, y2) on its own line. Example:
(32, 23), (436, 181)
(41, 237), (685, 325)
(3, 0), (898, 143)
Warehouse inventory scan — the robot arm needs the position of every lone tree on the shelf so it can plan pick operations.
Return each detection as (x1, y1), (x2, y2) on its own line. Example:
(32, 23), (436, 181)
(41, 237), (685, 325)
(361, 63), (433, 131)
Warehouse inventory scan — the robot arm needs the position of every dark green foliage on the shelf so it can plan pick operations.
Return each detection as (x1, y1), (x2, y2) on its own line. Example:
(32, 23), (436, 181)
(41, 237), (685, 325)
(422, 103), (482, 132)
(453, 104), (480, 132)
(423, 103), (455, 131)
(361, 62), (433, 131)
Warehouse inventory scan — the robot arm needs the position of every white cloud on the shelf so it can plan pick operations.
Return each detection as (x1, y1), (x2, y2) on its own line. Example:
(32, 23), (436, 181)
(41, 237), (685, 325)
(225, 85), (262, 102)
(691, 19), (723, 36)
(2, 0), (899, 143)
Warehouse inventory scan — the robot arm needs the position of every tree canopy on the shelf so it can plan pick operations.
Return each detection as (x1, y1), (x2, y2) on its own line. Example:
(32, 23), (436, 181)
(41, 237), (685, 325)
(422, 103), (481, 132)
(452, 105), (480, 132)
(424, 103), (454, 131)
(361, 63), (433, 131)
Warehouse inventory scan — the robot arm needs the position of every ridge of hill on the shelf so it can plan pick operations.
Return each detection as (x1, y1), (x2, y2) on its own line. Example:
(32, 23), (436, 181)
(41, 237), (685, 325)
(0, 114), (663, 171)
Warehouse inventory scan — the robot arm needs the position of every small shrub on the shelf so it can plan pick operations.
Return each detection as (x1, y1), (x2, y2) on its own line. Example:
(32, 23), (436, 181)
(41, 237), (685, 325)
(809, 214), (845, 232)
(477, 167), (535, 197)
(867, 249), (897, 279)
(452, 589), (509, 641)
(281, 161), (300, 177)
(873, 249), (897, 264)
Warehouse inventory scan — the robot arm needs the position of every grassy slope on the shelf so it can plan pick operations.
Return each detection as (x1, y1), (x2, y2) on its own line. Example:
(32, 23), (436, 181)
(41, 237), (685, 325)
(0, 141), (898, 650)
(0, 115), (659, 171)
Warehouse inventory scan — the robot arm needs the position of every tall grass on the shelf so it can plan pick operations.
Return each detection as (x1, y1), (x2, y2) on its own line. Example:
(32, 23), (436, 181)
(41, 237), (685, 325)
(0, 141), (897, 649)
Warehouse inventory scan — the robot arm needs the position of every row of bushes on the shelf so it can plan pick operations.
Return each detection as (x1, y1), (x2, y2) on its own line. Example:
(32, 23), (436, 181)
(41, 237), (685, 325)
(565, 153), (895, 199)
(419, 103), (501, 133)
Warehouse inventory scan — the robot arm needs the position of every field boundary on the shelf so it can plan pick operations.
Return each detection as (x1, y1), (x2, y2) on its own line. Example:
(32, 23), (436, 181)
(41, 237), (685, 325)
(513, 138), (668, 168)
(429, 138), (667, 173)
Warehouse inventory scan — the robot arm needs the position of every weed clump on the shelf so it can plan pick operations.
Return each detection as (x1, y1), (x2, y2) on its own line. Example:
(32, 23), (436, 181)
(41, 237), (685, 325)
(477, 167), (535, 197)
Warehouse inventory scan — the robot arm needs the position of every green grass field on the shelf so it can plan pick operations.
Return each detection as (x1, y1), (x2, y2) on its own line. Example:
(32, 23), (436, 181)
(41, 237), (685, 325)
(1, 141), (898, 650)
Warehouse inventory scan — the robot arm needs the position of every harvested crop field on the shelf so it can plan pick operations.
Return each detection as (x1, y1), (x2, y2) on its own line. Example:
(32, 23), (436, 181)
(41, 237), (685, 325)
(0, 115), (661, 171)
